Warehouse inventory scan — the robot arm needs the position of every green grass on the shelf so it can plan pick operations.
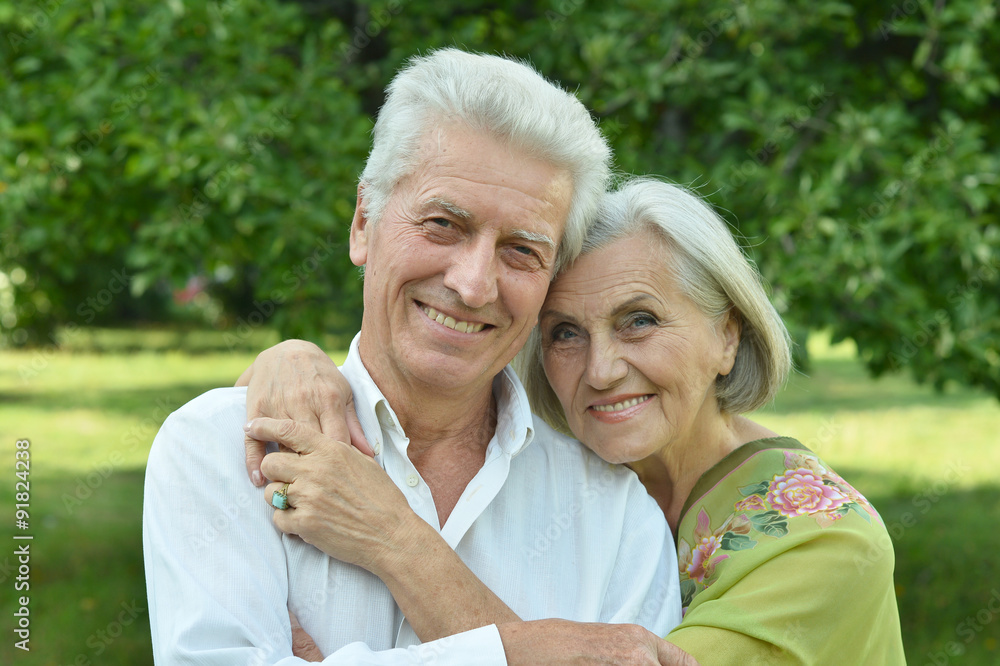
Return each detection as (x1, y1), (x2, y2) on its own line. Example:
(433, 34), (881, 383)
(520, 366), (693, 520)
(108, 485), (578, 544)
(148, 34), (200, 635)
(1, 330), (998, 664)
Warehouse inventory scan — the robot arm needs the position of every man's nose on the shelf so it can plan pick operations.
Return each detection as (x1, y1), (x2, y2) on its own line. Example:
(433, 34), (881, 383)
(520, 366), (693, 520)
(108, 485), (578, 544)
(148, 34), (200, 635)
(443, 239), (499, 309)
(584, 337), (628, 390)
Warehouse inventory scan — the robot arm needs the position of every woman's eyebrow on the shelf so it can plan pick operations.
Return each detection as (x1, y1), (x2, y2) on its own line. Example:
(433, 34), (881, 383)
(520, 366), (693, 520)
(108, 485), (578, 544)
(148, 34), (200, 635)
(612, 294), (656, 314)
(539, 307), (576, 324)
(541, 294), (656, 324)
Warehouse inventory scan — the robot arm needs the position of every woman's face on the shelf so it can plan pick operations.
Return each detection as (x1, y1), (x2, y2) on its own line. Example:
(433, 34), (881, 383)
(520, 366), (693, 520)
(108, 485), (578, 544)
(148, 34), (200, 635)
(539, 231), (740, 464)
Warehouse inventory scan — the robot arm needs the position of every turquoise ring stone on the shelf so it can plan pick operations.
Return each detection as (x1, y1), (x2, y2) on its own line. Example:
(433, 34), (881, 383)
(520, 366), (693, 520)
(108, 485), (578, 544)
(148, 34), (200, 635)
(271, 490), (289, 510)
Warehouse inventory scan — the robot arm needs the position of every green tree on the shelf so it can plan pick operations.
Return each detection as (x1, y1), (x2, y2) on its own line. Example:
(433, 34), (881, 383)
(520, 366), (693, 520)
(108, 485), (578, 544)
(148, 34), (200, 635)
(2, 0), (998, 398)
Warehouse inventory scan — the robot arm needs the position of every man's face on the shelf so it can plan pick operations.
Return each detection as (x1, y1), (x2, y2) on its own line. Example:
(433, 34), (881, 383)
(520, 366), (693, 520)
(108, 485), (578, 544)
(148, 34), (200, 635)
(351, 123), (573, 397)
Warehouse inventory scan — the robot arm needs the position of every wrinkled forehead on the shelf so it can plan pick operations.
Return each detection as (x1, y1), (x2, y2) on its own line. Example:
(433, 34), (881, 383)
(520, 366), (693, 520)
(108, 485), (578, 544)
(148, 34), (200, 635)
(543, 231), (677, 310)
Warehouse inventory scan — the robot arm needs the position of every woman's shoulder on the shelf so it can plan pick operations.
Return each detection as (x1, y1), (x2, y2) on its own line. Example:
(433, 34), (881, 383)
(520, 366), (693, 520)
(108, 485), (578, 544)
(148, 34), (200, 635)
(681, 437), (883, 526)
(671, 438), (905, 663)
(676, 437), (891, 608)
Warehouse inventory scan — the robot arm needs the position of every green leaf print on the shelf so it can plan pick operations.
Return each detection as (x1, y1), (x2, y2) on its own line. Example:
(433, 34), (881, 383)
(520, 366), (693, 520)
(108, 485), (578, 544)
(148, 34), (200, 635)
(720, 532), (758, 551)
(750, 510), (790, 538)
(738, 481), (769, 497)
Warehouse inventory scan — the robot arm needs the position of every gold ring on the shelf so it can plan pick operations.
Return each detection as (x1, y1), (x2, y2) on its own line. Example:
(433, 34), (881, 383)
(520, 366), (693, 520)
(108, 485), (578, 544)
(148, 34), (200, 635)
(271, 482), (291, 510)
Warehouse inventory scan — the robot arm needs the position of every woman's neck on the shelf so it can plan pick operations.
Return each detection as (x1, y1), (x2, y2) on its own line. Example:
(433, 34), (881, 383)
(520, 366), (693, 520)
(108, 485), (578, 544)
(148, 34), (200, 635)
(628, 414), (776, 532)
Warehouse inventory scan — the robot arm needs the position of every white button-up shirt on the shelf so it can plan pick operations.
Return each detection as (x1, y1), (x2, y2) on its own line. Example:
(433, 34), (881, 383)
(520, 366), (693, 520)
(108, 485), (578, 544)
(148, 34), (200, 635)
(143, 335), (681, 664)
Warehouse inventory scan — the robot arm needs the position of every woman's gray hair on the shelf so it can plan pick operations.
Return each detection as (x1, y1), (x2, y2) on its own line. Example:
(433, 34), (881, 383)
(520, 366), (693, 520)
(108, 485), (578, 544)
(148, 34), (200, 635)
(517, 177), (792, 432)
(359, 48), (611, 272)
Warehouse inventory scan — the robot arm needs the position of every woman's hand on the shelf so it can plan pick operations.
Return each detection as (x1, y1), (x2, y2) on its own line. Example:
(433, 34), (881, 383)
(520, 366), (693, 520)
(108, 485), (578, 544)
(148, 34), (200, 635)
(498, 620), (700, 665)
(248, 419), (521, 643)
(236, 339), (372, 487)
(247, 417), (417, 574)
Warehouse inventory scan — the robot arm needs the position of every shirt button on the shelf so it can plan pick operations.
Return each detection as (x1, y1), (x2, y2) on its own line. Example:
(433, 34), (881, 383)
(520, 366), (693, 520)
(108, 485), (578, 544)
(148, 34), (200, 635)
(373, 439), (382, 455)
(406, 474), (419, 487)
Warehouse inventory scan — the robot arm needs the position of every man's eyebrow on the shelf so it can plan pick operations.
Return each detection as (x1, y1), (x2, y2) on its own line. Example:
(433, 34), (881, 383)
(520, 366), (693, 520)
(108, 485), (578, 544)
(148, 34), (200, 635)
(422, 197), (472, 219)
(511, 229), (556, 252)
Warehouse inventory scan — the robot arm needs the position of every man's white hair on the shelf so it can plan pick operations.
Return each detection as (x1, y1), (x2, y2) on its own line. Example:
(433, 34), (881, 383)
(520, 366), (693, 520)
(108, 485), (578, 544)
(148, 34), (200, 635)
(359, 48), (611, 272)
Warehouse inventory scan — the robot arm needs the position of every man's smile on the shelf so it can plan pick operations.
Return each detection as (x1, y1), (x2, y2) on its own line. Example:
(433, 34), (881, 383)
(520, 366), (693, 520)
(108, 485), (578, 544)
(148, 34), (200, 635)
(419, 303), (488, 334)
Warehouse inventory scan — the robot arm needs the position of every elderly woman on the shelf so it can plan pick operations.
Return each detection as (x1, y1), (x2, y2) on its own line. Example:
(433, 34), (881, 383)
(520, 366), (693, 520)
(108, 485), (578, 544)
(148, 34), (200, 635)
(239, 179), (905, 663)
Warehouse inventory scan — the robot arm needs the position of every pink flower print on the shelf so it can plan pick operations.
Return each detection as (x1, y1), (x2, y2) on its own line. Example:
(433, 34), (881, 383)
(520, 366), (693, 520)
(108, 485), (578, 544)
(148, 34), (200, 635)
(828, 470), (876, 511)
(686, 534), (729, 583)
(784, 451), (826, 476)
(735, 495), (768, 512)
(679, 508), (731, 584)
(767, 468), (848, 517)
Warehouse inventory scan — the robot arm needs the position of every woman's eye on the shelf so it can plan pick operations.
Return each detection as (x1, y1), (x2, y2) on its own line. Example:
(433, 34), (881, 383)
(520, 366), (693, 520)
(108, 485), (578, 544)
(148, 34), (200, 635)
(551, 326), (577, 341)
(627, 313), (657, 329)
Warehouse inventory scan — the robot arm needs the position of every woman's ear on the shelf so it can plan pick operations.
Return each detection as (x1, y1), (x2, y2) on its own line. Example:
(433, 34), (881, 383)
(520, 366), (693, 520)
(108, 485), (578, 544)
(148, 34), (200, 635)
(349, 184), (369, 267)
(718, 310), (742, 377)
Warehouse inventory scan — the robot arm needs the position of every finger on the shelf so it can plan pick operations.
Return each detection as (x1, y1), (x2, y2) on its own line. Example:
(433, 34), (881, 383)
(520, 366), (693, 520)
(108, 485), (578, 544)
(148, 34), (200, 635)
(289, 611), (323, 662)
(235, 363), (253, 387)
(260, 451), (302, 485)
(270, 500), (298, 538)
(245, 417), (328, 456)
(317, 402), (350, 445)
(346, 401), (375, 457)
(244, 434), (268, 487)
(290, 400), (324, 435)
(264, 480), (295, 508)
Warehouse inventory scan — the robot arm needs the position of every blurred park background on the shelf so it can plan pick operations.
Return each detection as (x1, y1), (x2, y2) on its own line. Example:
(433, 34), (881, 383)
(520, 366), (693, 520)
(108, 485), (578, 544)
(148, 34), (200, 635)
(1, 0), (998, 663)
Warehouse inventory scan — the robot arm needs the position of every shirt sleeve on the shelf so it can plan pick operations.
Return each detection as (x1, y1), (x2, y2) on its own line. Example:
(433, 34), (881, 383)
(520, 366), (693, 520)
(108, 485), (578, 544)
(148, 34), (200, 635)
(598, 476), (683, 635)
(142, 389), (509, 666)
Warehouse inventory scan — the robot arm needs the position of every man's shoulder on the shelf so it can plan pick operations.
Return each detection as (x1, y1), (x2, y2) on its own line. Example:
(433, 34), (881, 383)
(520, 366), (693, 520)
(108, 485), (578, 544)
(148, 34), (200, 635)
(151, 387), (248, 461)
(521, 414), (641, 486)
(515, 414), (668, 545)
(172, 386), (248, 421)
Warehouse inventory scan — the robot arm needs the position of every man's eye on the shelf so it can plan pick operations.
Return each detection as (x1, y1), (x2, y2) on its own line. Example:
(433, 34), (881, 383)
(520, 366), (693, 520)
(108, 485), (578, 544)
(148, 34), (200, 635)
(504, 245), (544, 271)
(431, 218), (452, 228)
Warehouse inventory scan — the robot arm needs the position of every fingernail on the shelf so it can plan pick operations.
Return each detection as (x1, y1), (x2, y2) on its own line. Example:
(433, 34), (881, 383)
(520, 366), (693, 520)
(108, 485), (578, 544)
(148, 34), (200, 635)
(244, 420), (254, 432)
(252, 470), (263, 487)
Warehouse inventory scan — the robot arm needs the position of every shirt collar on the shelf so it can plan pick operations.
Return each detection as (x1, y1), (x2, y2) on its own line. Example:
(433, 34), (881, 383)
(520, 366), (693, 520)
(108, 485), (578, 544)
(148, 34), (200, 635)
(341, 333), (536, 460)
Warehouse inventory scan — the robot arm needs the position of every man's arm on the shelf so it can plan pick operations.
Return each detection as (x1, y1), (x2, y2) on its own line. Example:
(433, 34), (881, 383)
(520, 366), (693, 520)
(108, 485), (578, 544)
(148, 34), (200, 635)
(143, 389), (509, 665)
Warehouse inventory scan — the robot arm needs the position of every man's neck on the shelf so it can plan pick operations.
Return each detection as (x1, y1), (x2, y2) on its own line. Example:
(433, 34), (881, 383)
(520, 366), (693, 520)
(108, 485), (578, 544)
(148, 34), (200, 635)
(357, 346), (500, 527)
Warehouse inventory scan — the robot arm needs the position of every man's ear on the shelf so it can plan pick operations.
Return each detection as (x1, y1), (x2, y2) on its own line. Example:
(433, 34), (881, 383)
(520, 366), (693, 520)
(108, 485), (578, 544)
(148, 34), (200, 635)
(718, 310), (742, 377)
(349, 184), (369, 267)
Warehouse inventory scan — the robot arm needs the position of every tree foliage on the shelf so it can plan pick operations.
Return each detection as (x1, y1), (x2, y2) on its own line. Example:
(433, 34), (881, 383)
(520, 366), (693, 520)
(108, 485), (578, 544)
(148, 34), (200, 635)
(2, 0), (999, 397)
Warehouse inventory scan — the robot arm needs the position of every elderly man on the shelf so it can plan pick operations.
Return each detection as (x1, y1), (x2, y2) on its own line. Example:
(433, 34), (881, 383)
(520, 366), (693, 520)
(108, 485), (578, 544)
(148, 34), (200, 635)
(143, 49), (681, 664)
